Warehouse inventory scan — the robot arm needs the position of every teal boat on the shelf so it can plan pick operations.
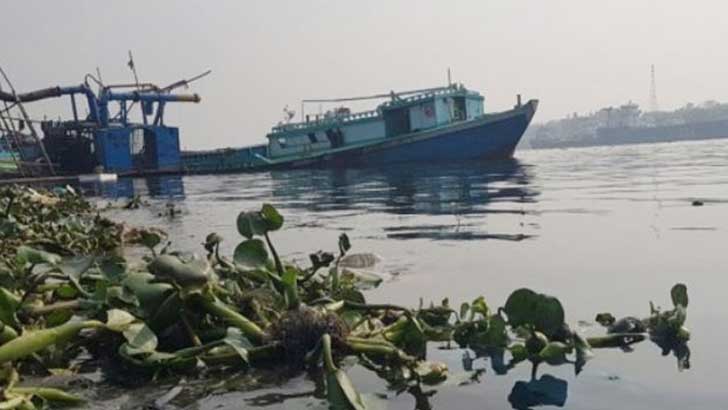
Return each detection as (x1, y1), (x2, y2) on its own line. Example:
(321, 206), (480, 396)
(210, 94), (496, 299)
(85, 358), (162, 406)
(0, 151), (16, 172)
(182, 84), (538, 173)
(0, 137), (18, 173)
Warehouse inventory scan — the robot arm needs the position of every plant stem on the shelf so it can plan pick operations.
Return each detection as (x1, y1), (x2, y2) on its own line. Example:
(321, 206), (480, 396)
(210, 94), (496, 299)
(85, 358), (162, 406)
(201, 342), (283, 367)
(3, 194), (14, 218)
(0, 322), (18, 343)
(322, 334), (336, 372)
(0, 320), (103, 365)
(347, 338), (415, 363)
(25, 300), (81, 316)
(264, 232), (284, 277)
(8, 387), (85, 404)
(343, 301), (411, 313)
(181, 313), (202, 346)
(587, 333), (646, 348)
(195, 294), (265, 343)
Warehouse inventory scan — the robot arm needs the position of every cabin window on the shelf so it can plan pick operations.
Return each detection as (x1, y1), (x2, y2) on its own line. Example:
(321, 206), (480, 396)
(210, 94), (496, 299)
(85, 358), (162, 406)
(325, 128), (344, 148)
(308, 133), (317, 143)
(453, 97), (466, 121)
(383, 108), (410, 137)
(277, 137), (287, 149)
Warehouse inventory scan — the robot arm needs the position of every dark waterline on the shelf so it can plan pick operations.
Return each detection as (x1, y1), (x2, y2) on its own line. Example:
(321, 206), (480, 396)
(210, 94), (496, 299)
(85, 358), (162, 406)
(87, 139), (727, 409)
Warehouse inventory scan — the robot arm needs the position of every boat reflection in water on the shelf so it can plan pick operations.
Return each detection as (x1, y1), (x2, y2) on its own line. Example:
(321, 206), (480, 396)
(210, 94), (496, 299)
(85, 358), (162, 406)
(267, 159), (539, 241)
(80, 175), (186, 200)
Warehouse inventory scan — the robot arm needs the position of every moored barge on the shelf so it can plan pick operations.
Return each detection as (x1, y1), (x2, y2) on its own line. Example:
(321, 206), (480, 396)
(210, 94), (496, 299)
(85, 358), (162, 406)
(182, 84), (538, 173)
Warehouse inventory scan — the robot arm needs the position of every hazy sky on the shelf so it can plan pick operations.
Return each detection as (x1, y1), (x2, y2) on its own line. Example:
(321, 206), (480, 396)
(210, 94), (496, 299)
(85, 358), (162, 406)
(3, 1), (728, 150)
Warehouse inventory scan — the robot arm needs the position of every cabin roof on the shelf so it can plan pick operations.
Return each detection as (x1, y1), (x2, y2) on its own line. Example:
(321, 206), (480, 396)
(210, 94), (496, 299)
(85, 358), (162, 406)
(379, 86), (483, 111)
(268, 84), (484, 138)
(268, 109), (381, 137)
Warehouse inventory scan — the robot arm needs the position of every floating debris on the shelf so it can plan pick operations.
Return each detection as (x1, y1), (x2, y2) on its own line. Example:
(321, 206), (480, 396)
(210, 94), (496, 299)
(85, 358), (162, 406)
(0, 188), (692, 408)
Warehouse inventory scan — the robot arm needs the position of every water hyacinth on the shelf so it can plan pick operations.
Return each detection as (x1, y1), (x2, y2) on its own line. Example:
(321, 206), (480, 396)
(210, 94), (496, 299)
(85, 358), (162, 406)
(0, 187), (693, 408)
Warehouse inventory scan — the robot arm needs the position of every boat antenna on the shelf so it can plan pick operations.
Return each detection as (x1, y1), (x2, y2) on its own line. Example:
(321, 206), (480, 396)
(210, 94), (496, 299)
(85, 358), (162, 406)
(127, 50), (149, 125)
(447, 68), (452, 87)
(649, 64), (659, 112)
(127, 50), (141, 90)
(96, 67), (105, 92)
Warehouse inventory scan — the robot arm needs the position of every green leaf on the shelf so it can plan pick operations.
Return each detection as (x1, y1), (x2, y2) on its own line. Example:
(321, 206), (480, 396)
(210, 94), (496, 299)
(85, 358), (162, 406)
(573, 332), (594, 375)
(140, 230), (162, 249)
(122, 323), (158, 353)
(310, 251), (335, 270)
(281, 267), (300, 309)
(339, 253), (380, 269)
(470, 296), (490, 318)
(459, 303), (470, 321)
(204, 232), (223, 253)
(55, 284), (78, 299)
(222, 328), (253, 364)
(46, 309), (73, 327)
(326, 369), (366, 410)
(147, 255), (209, 288)
(414, 361), (448, 385)
(340, 310), (365, 329)
(104, 285), (138, 306)
(233, 239), (269, 268)
(671, 283), (688, 308)
(384, 316), (426, 356)
(99, 256), (127, 283)
(595, 312), (615, 327)
(504, 288), (565, 337)
(669, 305), (687, 330)
(339, 288), (366, 304)
(122, 273), (176, 319)
(339, 269), (382, 291)
(106, 309), (137, 332)
(482, 315), (509, 347)
(339, 233), (351, 254)
(509, 343), (528, 364)
(0, 287), (20, 327)
(16, 246), (61, 266)
(58, 255), (95, 297)
(236, 211), (268, 239)
(538, 342), (571, 365)
(58, 256), (95, 279)
(260, 203), (284, 231)
(0, 219), (20, 237)
(148, 292), (183, 331)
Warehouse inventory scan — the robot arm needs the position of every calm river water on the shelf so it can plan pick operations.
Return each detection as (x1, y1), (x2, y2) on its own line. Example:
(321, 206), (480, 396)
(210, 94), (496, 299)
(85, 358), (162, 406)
(92, 139), (727, 409)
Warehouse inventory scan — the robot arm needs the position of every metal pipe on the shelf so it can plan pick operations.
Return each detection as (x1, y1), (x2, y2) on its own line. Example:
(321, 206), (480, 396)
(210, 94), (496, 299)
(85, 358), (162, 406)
(70, 94), (78, 122)
(103, 83), (159, 91)
(302, 85), (455, 104)
(105, 91), (200, 103)
(0, 86), (64, 103)
(160, 69), (211, 92)
(0, 84), (100, 124)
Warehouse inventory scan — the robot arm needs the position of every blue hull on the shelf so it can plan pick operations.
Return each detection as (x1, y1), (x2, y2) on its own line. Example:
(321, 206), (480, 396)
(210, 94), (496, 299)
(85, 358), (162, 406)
(285, 100), (538, 169)
(181, 100), (538, 173)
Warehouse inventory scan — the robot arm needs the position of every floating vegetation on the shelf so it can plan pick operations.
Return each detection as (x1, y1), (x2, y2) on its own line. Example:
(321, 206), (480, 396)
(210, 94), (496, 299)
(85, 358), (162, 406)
(0, 186), (692, 408)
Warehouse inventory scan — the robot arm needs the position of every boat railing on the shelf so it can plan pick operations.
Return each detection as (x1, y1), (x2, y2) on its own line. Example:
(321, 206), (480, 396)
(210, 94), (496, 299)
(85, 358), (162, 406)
(271, 109), (380, 134)
(380, 87), (480, 108)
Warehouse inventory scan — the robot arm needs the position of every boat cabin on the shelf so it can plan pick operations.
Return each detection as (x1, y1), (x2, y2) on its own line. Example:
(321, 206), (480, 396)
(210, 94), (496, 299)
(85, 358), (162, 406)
(265, 84), (484, 159)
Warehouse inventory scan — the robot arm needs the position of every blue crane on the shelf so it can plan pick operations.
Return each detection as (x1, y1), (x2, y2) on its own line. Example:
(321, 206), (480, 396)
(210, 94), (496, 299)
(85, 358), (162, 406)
(0, 71), (207, 175)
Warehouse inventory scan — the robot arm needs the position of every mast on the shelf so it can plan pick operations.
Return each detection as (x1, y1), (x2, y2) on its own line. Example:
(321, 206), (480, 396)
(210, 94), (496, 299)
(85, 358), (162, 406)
(649, 64), (659, 112)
